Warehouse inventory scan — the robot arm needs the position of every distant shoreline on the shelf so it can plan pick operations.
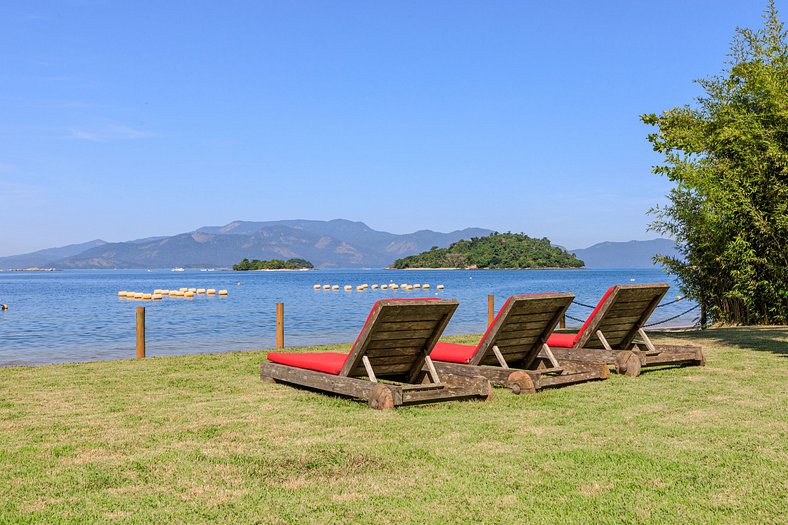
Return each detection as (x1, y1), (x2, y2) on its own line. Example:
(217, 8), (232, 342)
(390, 266), (587, 271)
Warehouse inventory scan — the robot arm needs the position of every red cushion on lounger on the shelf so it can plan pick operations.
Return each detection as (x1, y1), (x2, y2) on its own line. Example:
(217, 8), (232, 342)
(546, 332), (578, 348)
(430, 342), (477, 364)
(266, 352), (348, 375)
(546, 286), (617, 348)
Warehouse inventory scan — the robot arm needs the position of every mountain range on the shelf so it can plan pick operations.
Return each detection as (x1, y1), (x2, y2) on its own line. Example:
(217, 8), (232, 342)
(0, 220), (680, 269)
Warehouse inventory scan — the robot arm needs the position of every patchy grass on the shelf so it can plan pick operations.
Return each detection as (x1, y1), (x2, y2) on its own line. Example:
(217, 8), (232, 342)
(0, 328), (786, 524)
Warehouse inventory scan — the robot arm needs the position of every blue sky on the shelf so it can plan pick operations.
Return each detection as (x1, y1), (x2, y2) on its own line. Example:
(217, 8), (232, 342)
(0, 1), (771, 256)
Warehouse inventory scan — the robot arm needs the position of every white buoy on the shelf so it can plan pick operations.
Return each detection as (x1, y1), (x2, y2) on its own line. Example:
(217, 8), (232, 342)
(322, 284), (330, 290)
(356, 285), (365, 291)
(169, 290), (178, 297)
(207, 289), (216, 295)
(179, 288), (188, 292)
(218, 289), (228, 296)
(423, 284), (430, 289)
(197, 288), (206, 294)
(313, 284), (321, 289)
(390, 284), (399, 290)
(381, 284), (388, 290)
(344, 285), (352, 291)
(332, 285), (339, 291)
(371, 284), (379, 290)
(160, 290), (170, 295)
(134, 292), (144, 299)
(413, 283), (421, 289)
(142, 293), (153, 300)
(436, 285), (445, 290)
(118, 291), (128, 297)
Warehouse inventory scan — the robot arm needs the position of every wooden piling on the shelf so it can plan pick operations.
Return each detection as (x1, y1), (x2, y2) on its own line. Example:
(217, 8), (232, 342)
(136, 306), (145, 359)
(276, 302), (284, 349)
(487, 294), (494, 327)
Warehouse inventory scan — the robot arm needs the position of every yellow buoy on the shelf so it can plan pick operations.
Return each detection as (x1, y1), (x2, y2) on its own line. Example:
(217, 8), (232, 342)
(344, 285), (352, 291)
(118, 291), (127, 297)
(188, 288), (197, 293)
(207, 289), (216, 295)
(381, 284), (388, 290)
(169, 290), (178, 297)
(390, 284), (399, 290)
(218, 289), (228, 296)
(332, 285), (339, 291)
(152, 294), (163, 300)
(371, 284), (379, 290)
(184, 291), (195, 298)
(142, 293), (152, 300)
(436, 285), (445, 290)
(179, 288), (188, 292)
(134, 292), (144, 299)
(313, 284), (321, 289)
(422, 284), (430, 289)
(413, 283), (421, 289)
(160, 289), (170, 295)
(322, 284), (330, 290)
(196, 288), (205, 294)
(356, 285), (365, 291)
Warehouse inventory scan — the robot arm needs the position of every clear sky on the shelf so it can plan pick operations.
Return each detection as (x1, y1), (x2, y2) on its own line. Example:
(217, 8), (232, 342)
(0, 1), (772, 256)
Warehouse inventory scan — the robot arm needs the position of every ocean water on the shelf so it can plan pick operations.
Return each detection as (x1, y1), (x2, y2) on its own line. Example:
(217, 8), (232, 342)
(0, 268), (698, 366)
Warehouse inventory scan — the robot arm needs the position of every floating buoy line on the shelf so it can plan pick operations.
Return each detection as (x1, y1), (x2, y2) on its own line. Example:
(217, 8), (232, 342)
(117, 287), (229, 300)
(312, 283), (444, 292)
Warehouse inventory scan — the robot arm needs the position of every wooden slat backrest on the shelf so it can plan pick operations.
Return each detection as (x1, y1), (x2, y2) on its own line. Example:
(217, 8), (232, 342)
(470, 293), (573, 368)
(575, 284), (669, 349)
(340, 299), (458, 380)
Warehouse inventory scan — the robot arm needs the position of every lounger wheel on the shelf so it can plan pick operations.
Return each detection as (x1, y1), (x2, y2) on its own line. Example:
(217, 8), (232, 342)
(368, 384), (395, 410)
(614, 350), (641, 377)
(507, 371), (536, 395)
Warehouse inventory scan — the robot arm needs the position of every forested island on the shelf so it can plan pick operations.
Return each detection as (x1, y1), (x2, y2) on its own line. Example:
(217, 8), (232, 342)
(390, 233), (584, 269)
(232, 258), (314, 271)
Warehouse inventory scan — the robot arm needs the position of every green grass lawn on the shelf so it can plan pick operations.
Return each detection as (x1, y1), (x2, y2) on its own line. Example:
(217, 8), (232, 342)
(1, 328), (786, 524)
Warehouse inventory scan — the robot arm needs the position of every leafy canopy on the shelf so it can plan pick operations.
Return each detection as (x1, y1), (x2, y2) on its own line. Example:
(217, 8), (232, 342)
(233, 258), (314, 271)
(642, 1), (788, 324)
(390, 232), (584, 269)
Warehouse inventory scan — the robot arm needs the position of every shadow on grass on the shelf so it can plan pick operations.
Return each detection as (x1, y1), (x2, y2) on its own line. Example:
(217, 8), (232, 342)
(653, 326), (788, 358)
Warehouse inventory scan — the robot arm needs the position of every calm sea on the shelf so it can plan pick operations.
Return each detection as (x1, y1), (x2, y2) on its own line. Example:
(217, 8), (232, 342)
(0, 268), (697, 366)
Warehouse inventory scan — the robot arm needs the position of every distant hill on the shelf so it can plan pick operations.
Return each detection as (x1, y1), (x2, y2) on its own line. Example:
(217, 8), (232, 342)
(0, 240), (107, 269)
(5, 220), (494, 269)
(391, 233), (584, 269)
(570, 239), (680, 268)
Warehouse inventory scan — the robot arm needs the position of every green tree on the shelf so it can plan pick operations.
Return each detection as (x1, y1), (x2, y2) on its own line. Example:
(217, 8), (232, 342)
(642, 1), (788, 325)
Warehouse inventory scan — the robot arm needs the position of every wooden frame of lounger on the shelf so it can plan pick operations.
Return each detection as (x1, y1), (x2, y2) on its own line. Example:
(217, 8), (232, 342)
(260, 299), (491, 409)
(548, 284), (705, 377)
(432, 293), (610, 394)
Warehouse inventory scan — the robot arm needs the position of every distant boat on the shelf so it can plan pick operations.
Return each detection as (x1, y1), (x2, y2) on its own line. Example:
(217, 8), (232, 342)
(171, 267), (185, 272)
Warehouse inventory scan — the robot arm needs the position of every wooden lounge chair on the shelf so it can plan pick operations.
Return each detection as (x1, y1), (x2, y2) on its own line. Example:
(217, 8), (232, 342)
(547, 283), (705, 377)
(260, 298), (491, 409)
(429, 293), (610, 394)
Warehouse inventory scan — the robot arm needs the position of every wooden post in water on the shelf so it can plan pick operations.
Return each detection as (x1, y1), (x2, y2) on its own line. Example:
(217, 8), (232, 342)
(276, 302), (284, 349)
(487, 294), (494, 327)
(136, 306), (145, 359)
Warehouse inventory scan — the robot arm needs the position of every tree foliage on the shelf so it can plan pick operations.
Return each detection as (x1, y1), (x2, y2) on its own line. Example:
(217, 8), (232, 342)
(390, 232), (584, 269)
(642, 1), (788, 324)
(232, 258), (314, 271)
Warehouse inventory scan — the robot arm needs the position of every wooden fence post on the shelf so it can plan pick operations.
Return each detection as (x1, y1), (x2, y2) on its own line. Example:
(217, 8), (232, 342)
(487, 294), (494, 327)
(276, 302), (284, 349)
(136, 306), (145, 359)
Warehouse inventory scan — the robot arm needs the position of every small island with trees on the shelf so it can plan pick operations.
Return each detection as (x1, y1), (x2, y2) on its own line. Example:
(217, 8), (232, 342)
(232, 258), (314, 271)
(389, 232), (584, 269)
